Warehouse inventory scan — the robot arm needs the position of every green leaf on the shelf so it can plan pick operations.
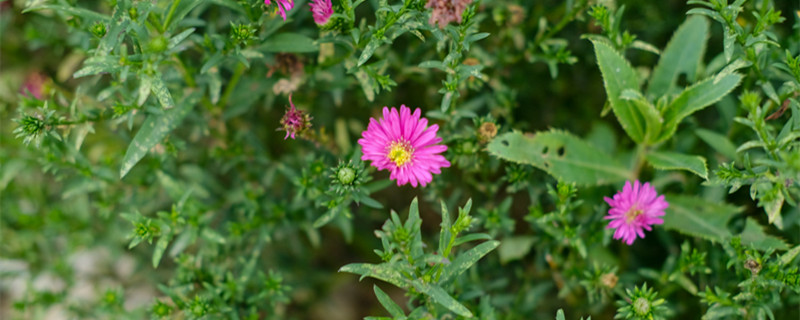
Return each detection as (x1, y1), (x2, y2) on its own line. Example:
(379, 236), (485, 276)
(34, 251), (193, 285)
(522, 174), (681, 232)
(498, 236), (535, 264)
(620, 89), (662, 143)
(591, 39), (645, 143)
(657, 73), (742, 143)
(647, 16), (709, 98)
(120, 92), (198, 178)
(662, 195), (740, 243)
(373, 285), (405, 318)
(779, 245), (800, 265)
(358, 38), (381, 66)
(762, 191), (784, 230)
(152, 234), (172, 268)
(73, 56), (121, 78)
(695, 129), (737, 160)
(645, 151), (708, 179)
(149, 76), (175, 109)
(438, 201), (452, 256)
(556, 309), (566, 320)
(413, 282), (472, 317)
(738, 218), (788, 251)
(339, 263), (408, 288)
(440, 240), (499, 283)
(487, 130), (632, 185)
(23, 4), (111, 22)
(261, 33), (319, 53)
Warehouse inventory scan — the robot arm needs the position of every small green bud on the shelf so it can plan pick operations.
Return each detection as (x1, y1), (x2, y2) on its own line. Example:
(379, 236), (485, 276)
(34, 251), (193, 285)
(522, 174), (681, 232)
(230, 23), (256, 43)
(128, 7), (138, 20)
(148, 36), (168, 52)
(633, 297), (650, 316)
(152, 300), (172, 317)
(90, 22), (106, 38)
(337, 167), (356, 185)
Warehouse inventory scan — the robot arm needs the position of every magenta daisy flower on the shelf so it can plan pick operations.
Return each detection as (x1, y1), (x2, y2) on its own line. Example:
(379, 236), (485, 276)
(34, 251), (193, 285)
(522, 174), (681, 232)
(265, 0), (295, 21)
(358, 105), (451, 187)
(604, 180), (668, 245)
(309, 0), (333, 25)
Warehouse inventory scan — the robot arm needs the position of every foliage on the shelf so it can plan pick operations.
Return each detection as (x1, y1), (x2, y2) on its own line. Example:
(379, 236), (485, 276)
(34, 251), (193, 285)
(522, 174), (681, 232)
(2, 0), (800, 319)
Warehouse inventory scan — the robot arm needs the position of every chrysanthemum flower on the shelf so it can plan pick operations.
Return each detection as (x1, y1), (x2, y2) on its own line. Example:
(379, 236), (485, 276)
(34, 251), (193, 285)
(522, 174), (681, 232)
(279, 94), (311, 140)
(604, 180), (668, 245)
(265, 0), (295, 21)
(358, 106), (450, 187)
(309, 0), (333, 26)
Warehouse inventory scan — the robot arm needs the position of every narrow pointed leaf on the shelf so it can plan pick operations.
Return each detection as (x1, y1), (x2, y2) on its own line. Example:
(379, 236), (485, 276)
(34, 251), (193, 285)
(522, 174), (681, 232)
(373, 285), (405, 318)
(440, 240), (499, 283)
(413, 282), (472, 317)
(648, 16), (709, 98)
(658, 73), (742, 143)
(646, 151), (708, 179)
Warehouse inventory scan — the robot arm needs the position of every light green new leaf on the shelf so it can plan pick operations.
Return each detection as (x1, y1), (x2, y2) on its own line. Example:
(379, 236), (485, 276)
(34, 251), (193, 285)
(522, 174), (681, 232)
(738, 218), (788, 251)
(339, 263), (408, 289)
(657, 73), (742, 143)
(373, 286), (405, 318)
(440, 240), (499, 283)
(645, 151), (708, 179)
(262, 33), (319, 53)
(120, 93), (198, 178)
(498, 236), (535, 264)
(592, 39), (645, 143)
(413, 282), (472, 317)
(662, 195), (740, 243)
(488, 130), (632, 185)
(647, 16), (709, 98)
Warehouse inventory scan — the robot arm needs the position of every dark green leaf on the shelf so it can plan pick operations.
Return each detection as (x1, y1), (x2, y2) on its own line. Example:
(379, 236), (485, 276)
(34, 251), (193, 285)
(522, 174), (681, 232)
(591, 39), (645, 142)
(647, 16), (709, 98)
(645, 151), (708, 179)
(662, 195), (739, 243)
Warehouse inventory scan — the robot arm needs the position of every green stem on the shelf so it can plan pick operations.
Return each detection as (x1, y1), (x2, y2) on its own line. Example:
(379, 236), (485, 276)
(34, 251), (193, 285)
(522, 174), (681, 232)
(163, 0), (182, 31)
(631, 143), (648, 180)
(534, 0), (589, 48)
(218, 63), (247, 109)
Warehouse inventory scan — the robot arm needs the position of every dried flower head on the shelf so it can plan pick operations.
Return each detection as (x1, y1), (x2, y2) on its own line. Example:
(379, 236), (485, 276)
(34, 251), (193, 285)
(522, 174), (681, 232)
(265, 0), (295, 21)
(358, 105), (451, 187)
(278, 95), (311, 140)
(426, 0), (473, 29)
(604, 181), (668, 245)
(309, 0), (333, 26)
(477, 122), (498, 143)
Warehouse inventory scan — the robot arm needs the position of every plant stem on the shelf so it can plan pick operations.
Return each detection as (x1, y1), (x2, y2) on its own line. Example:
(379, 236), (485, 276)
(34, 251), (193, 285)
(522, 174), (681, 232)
(218, 63), (247, 109)
(163, 0), (182, 31)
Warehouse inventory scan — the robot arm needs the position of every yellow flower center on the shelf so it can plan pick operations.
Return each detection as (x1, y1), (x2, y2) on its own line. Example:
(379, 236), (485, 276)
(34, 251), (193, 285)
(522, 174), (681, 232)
(626, 207), (643, 223)
(388, 141), (413, 167)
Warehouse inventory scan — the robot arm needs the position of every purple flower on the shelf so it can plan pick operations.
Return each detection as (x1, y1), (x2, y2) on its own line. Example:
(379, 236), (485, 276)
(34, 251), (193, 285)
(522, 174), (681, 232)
(358, 105), (450, 187)
(309, 0), (333, 26)
(426, 0), (473, 29)
(604, 181), (668, 245)
(265, 0), (295, 21)
(279, 94), (311, 140)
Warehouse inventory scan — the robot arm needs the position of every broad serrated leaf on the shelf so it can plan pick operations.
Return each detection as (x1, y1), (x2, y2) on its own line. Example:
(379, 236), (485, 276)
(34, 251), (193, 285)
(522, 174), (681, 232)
(647, 16), (709, 98)
(339, 263), (408, 288)
(413, 282), (472, 317)
(662, 195), (739, 243)
(373, 285), (405, 318)
(657, 73), (742, 143)
(487, 131), (632, 185)
(120, 93), (198, 178)
(646, 151), (708, 179)
(738, 218), (788, 251)
(592, 39), (645, 143)
(440, 240), (499, 283)
(262, 33), (319, 53)
(498, 236), (535, 264)
(695, 129), (737, 160)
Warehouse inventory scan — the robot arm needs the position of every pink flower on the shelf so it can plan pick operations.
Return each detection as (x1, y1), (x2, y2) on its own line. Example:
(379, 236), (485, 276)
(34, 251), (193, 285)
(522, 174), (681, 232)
(358, 105), (450, 187)
(265, 0), (295, 21)
(604, 181), (668, 245)
(426, 0), (473, 29)
(309, 0), (333, 25)
(279, 94), (311, 140)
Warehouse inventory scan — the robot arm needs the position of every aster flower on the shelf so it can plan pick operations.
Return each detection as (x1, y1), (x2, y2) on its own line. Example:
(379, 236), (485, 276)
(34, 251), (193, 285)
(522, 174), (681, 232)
(426, 0), (473, 29)
(265, 0), (295, 21)
(278, 94), (311, 140)
(309, 0), (333, 26)
(358, 105), (450, 187)
(604, 180), (668, 245)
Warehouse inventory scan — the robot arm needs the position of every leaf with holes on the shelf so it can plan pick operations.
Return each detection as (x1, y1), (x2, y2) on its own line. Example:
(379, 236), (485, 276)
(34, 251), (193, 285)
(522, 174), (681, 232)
(662, 195), (739, 243)
(592, 39), (645, 143)
(645, 151), (708, 179)
(487, 130), (632, 185)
